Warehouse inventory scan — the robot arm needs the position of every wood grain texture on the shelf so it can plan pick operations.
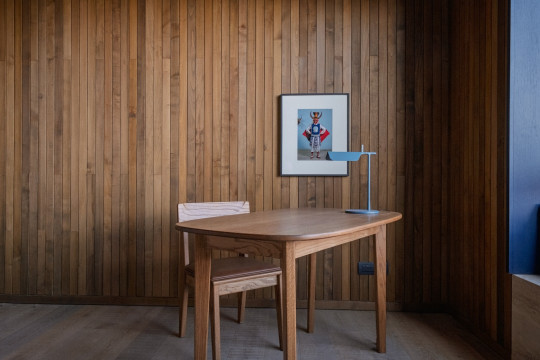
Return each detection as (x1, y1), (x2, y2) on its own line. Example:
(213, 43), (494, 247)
(0, 0), (510, 356)
(512, 275), (540, 359)
(448, 0), (509, 352)
(0, 0), (6, 296)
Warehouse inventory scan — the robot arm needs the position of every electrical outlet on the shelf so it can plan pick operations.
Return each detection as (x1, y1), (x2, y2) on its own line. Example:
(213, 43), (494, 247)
(357, 261), (389, 275)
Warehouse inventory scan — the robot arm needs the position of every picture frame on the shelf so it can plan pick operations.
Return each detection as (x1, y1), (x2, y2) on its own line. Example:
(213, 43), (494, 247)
(280, 93), (349, 176)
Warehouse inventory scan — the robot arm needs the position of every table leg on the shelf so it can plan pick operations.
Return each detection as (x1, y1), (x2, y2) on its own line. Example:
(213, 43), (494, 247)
(194, 234), (212, 360)
(374, 225), (387, 353)
(307, 253), (316, 333)
(282, 242), (297, 360)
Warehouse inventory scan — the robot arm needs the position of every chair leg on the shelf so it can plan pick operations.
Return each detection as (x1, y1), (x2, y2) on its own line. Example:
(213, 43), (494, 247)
(307, 253), (316, 333)
(210, 288), (221, 360)
(179, 276), (189, 337)
(275, 275), (283, 351)
(237, 291), (247, 323)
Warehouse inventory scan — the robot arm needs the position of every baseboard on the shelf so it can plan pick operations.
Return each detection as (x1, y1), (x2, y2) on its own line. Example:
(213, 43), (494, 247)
(0, 294), (181, 306)
(0, 294), (405, 311)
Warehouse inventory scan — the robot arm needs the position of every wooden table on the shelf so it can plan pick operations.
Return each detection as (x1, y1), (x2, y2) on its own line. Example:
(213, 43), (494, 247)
(176, 208), (402, 360)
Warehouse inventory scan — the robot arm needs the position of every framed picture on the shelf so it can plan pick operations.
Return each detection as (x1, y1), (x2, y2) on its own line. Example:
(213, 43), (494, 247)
(280, 93), (349, 176)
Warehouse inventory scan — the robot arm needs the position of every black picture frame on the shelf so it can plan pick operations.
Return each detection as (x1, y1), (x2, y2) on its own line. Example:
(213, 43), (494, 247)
(280, 93), (349, 176)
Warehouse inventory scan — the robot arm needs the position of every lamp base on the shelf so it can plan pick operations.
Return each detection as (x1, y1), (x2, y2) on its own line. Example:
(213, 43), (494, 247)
(345, 209), (380, 214)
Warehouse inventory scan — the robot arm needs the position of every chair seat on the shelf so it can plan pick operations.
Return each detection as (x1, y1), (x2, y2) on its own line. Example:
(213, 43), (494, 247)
(185, 256), (282, 282)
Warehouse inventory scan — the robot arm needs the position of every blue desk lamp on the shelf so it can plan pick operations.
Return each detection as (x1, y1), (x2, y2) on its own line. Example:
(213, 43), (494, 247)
(326, 145), (379, 214)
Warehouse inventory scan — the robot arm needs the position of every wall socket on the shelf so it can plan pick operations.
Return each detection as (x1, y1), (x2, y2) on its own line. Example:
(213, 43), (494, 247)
(357, 261), (389, 275)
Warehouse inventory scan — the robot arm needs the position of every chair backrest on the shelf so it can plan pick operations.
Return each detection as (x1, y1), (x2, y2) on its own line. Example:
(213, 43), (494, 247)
(178, 201), (250, 266)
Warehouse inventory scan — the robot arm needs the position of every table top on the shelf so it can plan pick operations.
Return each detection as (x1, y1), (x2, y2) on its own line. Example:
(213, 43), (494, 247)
(176, 208), (402, 242)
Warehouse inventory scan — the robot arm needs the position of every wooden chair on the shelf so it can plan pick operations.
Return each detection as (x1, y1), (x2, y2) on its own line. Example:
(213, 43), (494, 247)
(178, 201), (283, 360)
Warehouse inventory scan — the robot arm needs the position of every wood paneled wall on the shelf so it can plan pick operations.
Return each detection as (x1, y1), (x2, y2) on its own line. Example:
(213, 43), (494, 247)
(0, 0), (510, 352)
(0, 0), (418, 304)
(448, 0), (509, 351)
(403, 0), (450, 308)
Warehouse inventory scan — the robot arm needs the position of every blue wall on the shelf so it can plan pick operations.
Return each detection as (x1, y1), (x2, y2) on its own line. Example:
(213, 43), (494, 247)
(509, 0), (540, 274)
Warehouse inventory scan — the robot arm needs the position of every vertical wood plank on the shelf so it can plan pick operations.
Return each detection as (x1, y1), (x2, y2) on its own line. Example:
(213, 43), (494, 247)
(162, 0), (172, 298)
(33, 2), (46, 294)
(349, 0), (360, 301)
(161, 55), (171, 296)
(127, 0), (137, 297)
(306, 0), (315, 217)
(386, 0), (397, 303)
(331, 0), (342, 301)
(0, 0), (5, 61)
(229, 0), (239, 201)
(431, 0), (443, 305)
(136, 0), (146, 297)
(111, 0), (122, 296)
(341, 0), (351, 301)
(246, 0), (256, 208)
(322, 0), (333, 301)
(161, 0), (171, 292)
(119, 0), (129, 296)
(378, 0), (390, 305)
(170, 0), (183, 296)
(35, 1), (47, 294)
(403, 0), (414, 305)
(203, 0), (213, 202)
(52, 0), (63, 297)
(288, 0), (298, 209)
(413, 0), (424, 306)
(212, 0), (222, 202)
(86, 0), (96, 296)
(221, 0), (230, 202)
(61, 0), (73, 296)
(483, 0), (492, 330)
(358, 0), (370, 302)
(12, 0), (23, 296)
(44, 0), (56, 296)
(186, 0), (195, 204)
(102, 0), (113, 297)
(264, 0), (274, 212)
(69, 0), (81, 296)
(280, 0), (290, 209)
(395, 0), (406, 305)
(272, 0), (282, 211)
(236, 0), (246, 202)
(440, 0), (449, 308)
(144, 0), (155, 297)
(29, 0), (41, 295)
(0, 0), (6, 296)
(487, 0), (497, 337)
(194, 0), (204, 203)
(254, 0), (264, 212)
(237, 0), (247, 202)
(254, 0), (265, 299)
(263, 0), (276, 298)
(293, 0), (307, 301)
(94, 0), (105, 296)
(78, 0), (89, 296)
(367, 0), (379, 303)
(152, 0), (163, 297)
(21, 0), (31, 296)
(422, 0), (433, 305)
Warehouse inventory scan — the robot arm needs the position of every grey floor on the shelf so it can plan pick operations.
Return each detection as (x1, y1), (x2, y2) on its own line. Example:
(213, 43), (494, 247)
(0, 303), (501, 360)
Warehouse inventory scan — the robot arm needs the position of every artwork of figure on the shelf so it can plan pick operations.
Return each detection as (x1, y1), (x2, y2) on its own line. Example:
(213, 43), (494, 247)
(297, 109), (331, 160)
